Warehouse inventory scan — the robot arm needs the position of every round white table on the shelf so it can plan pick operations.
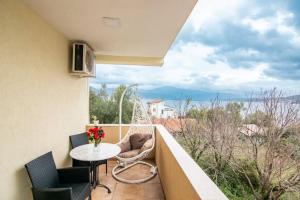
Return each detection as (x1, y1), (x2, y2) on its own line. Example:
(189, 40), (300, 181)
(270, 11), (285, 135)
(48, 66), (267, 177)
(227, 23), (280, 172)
(70, 143), (121, 193)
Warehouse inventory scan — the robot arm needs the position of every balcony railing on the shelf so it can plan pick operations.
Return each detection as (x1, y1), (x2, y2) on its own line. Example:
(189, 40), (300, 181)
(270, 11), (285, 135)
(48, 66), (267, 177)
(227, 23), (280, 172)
(87, 124), (228, 200)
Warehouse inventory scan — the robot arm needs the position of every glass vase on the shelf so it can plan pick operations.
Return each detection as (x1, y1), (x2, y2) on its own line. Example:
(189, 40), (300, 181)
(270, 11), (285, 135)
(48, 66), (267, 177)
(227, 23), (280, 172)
(93, 142), (100, 152)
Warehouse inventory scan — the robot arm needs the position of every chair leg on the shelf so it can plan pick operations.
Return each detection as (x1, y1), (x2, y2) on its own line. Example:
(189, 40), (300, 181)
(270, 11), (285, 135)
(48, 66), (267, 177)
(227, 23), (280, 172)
(96, 166), (99, 184)
(106, 161), (108, 174)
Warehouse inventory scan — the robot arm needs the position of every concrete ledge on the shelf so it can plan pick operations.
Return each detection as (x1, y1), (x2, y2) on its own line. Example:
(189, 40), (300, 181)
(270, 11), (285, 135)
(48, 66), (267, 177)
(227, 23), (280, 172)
(155, 125), (228, 200)
(96, 55), (164, 66)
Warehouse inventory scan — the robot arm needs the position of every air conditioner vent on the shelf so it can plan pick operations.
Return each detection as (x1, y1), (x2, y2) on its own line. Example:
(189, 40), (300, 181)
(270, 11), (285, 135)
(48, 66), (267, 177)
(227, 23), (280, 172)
(71, 42), (96, 77)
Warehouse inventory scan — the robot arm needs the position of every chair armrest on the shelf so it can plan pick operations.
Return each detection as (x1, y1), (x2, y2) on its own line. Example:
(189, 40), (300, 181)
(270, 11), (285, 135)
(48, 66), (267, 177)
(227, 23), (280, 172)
(57, 167), (90, 183)
(32, 187), (72, 200)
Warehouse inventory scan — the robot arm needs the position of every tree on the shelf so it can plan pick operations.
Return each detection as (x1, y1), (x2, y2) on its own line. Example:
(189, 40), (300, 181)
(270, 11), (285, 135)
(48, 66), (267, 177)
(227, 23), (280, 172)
(231, 89), (300, 200)
(175, 89), (300, 199)
(204, 99), (241, 185)
(226, 102), (244, 124)
(98, 84), (108, 100)
(111, 85), (134, 124)
(89, 84), (134, 124)
(186, 107), (209, 122)
(176, 100), (209, 163)
(245, 110), (270, 126)
(178, 99), (241, 182)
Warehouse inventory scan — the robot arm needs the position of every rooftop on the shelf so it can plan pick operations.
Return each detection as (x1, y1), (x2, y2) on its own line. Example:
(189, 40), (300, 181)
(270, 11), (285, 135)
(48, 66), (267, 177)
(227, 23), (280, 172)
(148, 99), (163, 104)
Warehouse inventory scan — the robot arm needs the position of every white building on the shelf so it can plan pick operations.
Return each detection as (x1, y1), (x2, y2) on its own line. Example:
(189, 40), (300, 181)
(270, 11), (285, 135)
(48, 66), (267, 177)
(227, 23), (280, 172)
(147, 99), (177, 119)
(239, 124), (263, 137)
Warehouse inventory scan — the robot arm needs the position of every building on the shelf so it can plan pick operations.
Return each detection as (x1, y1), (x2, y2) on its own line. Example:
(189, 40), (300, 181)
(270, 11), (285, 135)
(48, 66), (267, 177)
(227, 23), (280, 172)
(148, 99), (178, 119)
(0, 0), (228, 200)
(239, 124), (263, 137)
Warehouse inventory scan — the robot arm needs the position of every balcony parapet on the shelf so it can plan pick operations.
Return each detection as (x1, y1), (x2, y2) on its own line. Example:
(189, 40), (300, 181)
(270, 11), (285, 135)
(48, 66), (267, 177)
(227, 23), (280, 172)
(155, 124), (228, 200)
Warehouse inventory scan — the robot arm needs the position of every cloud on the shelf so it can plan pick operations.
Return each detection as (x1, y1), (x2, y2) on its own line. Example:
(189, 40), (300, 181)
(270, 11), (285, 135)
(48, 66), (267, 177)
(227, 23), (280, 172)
(176, 0), (300, 80)
(93, 0), (300, 94)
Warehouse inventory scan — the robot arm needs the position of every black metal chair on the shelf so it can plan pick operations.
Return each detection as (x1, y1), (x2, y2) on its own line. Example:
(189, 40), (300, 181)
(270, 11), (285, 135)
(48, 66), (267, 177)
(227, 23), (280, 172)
(25, 152), (91, 200)
(69, 133), (108, 174)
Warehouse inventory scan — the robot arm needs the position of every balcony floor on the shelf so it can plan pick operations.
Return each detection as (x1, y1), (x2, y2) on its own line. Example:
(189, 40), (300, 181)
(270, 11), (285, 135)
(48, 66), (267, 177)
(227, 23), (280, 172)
(90, 160), (165, 200)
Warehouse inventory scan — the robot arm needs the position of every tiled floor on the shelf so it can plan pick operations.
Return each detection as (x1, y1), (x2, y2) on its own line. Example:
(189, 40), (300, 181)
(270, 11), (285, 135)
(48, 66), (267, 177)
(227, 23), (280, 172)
(90, 160), (165, 200)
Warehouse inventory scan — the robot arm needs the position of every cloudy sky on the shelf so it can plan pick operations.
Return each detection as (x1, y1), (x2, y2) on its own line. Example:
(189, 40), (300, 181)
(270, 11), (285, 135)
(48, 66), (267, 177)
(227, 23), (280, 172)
(91, 0), (300, 94)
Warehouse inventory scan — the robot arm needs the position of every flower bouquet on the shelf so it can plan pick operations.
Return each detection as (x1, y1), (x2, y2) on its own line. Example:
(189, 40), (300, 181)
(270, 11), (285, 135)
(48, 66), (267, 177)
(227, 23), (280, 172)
(87, 126), (106, 148)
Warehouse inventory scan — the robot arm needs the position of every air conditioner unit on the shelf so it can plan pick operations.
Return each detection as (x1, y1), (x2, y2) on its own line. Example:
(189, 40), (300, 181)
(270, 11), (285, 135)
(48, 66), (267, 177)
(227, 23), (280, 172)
(71, 42), (96, 77)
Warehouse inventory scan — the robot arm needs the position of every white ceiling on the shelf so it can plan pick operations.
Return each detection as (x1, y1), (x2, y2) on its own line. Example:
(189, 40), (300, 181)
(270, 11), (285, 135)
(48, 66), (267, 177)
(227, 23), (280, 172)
(24, 0), (197, 59)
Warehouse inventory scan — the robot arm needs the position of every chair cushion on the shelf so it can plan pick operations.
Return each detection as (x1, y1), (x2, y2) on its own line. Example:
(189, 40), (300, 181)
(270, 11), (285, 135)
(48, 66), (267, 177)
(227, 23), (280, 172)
(118, 140), (131, 153)
(118, 149), (140, 158)
(140, 138), (153, 153)
(59, 183), (90, 200)
(130, 133), (152, 150)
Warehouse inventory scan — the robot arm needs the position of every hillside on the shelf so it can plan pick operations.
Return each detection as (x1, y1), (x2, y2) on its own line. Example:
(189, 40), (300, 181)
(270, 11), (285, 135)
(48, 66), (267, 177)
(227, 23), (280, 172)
(139, 86), (239, 101)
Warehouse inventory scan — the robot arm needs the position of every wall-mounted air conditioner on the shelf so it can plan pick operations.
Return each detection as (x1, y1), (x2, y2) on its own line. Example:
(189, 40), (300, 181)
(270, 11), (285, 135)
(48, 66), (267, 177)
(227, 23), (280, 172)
(71, 42), (96, 77)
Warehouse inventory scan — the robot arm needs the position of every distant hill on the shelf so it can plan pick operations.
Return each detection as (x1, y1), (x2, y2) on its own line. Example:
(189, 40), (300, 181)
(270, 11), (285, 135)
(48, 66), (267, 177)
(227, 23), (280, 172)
(247, 94), (300, 104)
(90, 85), (300, 103)
(90, 85), (240, 101)
(284, 95), (300, 104)
(138, 86), (240, 101)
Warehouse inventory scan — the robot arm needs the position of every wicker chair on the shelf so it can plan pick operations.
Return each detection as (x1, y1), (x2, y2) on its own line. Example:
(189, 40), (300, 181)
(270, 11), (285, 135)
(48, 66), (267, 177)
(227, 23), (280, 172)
(25, 152), (91, 200)
(112, 85), (157, 184)
(69, 133), (107, 174)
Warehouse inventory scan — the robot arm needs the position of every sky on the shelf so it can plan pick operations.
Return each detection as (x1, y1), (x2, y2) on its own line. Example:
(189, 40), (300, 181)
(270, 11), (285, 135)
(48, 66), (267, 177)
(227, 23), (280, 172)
(91, 0), (300, 95)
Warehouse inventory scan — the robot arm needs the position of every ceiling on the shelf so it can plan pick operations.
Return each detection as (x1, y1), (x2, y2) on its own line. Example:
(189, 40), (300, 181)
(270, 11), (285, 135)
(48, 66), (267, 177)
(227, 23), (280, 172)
(24, 0), (197, 66)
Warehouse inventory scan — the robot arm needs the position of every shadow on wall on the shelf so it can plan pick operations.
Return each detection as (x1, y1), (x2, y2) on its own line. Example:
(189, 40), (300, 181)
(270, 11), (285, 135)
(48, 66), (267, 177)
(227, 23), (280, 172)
(14, 142), (73, 200)
(15, 167), (32, 200)
(60, 141), (73, 166)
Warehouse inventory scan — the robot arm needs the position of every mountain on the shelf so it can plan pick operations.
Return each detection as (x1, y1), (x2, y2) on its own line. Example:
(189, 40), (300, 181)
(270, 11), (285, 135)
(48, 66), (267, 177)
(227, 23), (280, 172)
(138, 86), (240, 101)
(284, 95), (300, 104)
(91, 85), (300, 103)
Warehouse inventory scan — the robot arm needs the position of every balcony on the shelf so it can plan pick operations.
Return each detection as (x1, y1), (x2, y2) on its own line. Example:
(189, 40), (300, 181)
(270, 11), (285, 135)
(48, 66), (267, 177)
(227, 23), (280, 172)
(87, 124), (228, 200)
(93, 160), (164, 200)
(0, 1), (227, 199)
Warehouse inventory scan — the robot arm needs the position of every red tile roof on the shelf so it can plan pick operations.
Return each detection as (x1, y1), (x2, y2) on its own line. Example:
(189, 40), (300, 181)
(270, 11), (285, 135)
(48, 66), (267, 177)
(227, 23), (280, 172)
(147, 99), (163, 104)
(152, 117), (186, 133)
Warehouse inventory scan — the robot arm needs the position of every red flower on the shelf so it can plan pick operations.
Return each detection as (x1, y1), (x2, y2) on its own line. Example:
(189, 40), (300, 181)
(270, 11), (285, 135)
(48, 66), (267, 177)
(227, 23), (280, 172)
(94, 132), (100, 140)
(94, 127), (99, 133)
(88, 128), (94, 133)
(87, 131), (91, 137)
(87, 126), (105, 142)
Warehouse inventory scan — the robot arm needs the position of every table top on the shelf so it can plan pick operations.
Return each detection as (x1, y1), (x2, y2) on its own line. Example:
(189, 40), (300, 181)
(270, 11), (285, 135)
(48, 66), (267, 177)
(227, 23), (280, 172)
(70, 143), (121, 162)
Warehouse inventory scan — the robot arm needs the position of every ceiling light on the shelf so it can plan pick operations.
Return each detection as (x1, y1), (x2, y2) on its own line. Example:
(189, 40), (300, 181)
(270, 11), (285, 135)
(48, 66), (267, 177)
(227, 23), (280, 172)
(102, 17), (121, 28)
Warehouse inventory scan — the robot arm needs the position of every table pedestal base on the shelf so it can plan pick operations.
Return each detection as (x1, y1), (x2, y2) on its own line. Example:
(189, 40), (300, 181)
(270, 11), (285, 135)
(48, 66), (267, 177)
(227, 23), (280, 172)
(95, 182), (111, 193)
(91, 161), (111, 193)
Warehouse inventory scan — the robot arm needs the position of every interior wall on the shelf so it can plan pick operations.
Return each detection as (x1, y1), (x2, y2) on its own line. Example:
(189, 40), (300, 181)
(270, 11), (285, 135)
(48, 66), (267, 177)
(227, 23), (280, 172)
(0, 0), (89, 199)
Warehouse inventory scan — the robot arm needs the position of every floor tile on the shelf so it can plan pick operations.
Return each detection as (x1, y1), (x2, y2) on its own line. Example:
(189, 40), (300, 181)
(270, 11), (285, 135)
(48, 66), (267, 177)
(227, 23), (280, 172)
(88, 160), (165, 200)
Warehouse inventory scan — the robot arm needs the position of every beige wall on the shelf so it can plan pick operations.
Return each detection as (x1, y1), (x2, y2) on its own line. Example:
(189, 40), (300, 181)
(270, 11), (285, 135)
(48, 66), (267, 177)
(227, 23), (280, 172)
(155, 125), (228, 200)
(155, 127), (200, 200)
(0, 0), (89, 199)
